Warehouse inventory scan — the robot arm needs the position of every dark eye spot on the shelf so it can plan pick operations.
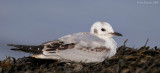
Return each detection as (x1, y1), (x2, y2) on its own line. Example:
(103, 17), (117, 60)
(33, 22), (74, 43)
(94, 29), (98, 34)
(101, 28), (106, 31)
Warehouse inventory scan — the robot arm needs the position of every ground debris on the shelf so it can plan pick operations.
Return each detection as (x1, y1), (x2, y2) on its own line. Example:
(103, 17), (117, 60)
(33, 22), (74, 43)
(1, 45), (160, 73)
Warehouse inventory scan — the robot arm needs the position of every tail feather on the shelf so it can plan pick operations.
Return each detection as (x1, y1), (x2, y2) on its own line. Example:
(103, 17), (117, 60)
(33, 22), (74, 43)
(7, 44), (44, 54)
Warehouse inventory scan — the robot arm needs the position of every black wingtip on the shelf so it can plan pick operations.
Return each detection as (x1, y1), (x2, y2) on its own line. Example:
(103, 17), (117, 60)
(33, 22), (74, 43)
(10, 48), (19, 51)
(7, 44), (16, 46)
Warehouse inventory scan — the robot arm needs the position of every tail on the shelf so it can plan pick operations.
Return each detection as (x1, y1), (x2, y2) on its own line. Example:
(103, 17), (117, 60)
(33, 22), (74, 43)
(7, 44), (44, 54)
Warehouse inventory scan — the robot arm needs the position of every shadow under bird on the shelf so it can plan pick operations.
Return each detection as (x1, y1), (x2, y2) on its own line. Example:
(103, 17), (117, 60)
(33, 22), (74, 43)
(8, 21), (122, 63)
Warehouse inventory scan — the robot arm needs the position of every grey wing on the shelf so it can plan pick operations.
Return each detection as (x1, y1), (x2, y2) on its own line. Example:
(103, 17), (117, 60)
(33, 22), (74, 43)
(42, 32), (106, 55)
(40, 32), (106, 55)
(58, 32), (106, 48)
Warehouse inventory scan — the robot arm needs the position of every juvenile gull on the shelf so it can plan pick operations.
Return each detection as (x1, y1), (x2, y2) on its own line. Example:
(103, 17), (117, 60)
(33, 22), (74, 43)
(8, 21), (122, 63)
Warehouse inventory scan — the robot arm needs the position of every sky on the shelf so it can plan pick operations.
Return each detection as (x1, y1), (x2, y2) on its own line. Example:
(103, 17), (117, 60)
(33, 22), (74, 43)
(0, 0), (160, 60)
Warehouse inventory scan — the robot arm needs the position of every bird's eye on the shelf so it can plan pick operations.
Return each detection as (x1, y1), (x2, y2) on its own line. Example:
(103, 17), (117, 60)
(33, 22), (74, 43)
(101, 28), (106, 31)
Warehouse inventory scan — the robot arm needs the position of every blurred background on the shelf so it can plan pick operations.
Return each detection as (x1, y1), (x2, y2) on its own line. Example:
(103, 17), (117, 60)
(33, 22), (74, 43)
(0, 0), (159, 60)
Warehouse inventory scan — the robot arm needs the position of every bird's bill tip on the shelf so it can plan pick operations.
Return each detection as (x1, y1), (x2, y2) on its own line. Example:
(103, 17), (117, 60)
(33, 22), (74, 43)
(111, 32), (123, 36)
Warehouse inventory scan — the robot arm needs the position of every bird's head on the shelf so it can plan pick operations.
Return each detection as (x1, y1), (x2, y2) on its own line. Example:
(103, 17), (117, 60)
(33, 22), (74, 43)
(90, 21), (122, 39)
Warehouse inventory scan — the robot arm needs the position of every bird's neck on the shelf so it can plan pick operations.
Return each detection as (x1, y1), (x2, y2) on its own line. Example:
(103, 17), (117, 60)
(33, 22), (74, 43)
(96, 35), (112, 41)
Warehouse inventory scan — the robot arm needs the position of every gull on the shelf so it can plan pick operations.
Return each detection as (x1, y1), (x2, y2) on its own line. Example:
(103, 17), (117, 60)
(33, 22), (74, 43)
(8, 21), (122, 63)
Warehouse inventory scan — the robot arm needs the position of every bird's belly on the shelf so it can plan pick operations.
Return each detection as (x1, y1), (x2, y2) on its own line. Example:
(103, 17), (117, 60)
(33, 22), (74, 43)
(57, 49), (106, 63)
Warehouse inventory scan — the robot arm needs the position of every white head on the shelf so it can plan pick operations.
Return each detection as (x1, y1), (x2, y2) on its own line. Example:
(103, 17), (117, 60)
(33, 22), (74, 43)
(90, 21), (122, 39)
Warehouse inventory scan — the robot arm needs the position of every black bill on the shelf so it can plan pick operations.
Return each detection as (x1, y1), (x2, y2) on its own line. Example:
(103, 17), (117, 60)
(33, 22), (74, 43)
(111, 32), (123, 36)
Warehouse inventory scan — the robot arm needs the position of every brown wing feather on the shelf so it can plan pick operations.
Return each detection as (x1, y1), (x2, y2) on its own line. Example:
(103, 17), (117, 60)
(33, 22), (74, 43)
(8, 40), (76, 54)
